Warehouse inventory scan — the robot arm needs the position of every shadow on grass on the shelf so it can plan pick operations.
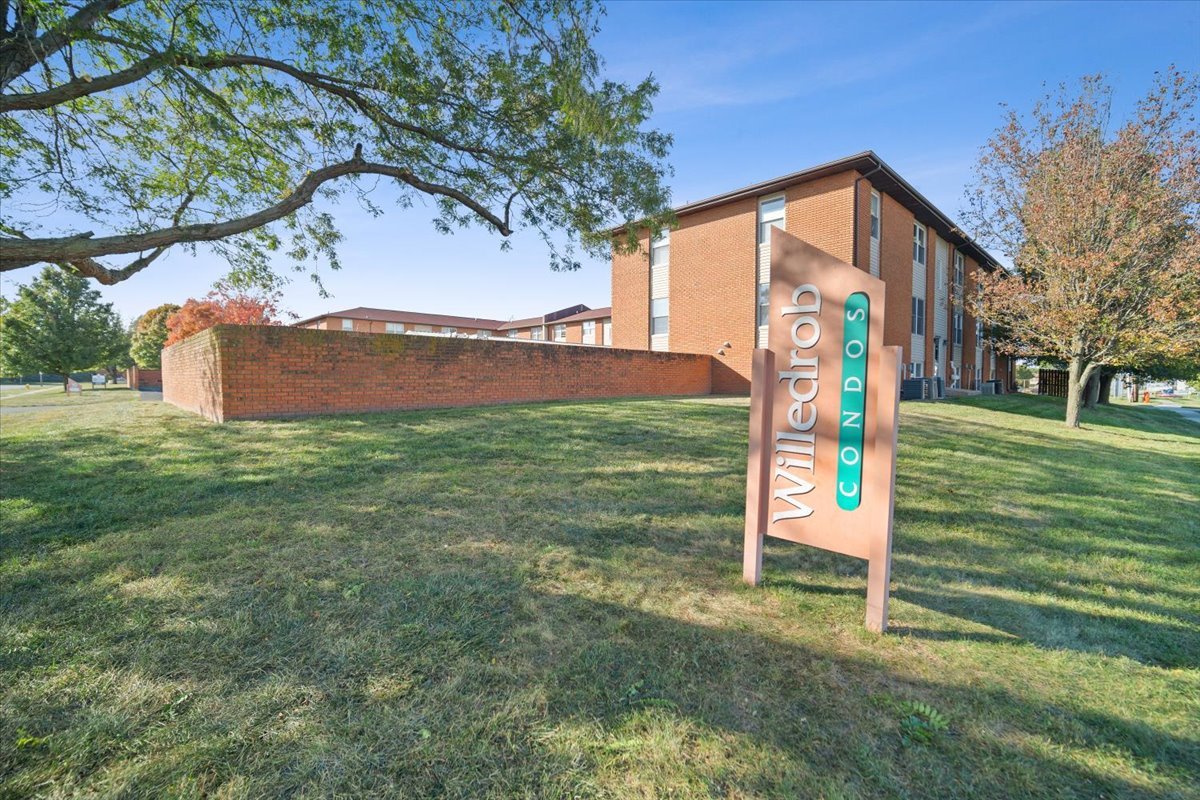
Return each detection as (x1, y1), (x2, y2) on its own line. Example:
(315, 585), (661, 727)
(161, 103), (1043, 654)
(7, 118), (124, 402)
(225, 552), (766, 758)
(2, 396), (1197, 796)
(2, 531), (1195, 798)
(950, 393), (1200, 440)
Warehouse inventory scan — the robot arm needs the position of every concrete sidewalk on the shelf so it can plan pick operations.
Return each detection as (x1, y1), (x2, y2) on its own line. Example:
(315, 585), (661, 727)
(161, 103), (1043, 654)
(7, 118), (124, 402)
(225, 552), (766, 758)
(1149, 401), (1200, 425)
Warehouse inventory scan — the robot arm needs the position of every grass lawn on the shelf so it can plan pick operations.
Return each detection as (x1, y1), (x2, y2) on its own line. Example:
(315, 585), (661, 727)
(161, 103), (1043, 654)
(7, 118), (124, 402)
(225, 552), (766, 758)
(0, 385), (134, 408)
(1, 392), (1197, 798)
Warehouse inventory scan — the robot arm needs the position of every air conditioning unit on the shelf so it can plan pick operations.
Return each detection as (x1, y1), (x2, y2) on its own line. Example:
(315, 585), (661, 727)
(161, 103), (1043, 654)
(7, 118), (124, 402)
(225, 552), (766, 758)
(981, 383), (996, 395)
(901, 378), (926, 400)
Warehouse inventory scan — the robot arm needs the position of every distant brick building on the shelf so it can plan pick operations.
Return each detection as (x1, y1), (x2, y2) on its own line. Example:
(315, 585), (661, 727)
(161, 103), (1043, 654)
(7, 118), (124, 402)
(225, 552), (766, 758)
(296, 305), (613, 346)
(498, 306), (612, 345)
(295, 308), (507, 338)
(612, 151), (1015, 393)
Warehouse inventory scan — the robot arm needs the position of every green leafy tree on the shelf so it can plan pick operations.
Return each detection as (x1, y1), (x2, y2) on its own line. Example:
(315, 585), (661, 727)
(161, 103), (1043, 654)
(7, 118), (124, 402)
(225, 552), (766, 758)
(130, 303), (181, 368)
(0, 266), (128, 389)
(0, 1), (672, 289)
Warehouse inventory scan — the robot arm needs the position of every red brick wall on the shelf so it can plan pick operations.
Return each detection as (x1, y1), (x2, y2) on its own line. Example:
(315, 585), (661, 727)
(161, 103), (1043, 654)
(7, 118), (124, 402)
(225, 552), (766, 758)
(126, 366), (163, 391)
(162, 328), (224, 421)
(671, 197), (758, 394)
(163, 325), (714, 422)
(872, 187), (916, 357)
(612, 230), (651, 352)
(786, 173), (857, 265)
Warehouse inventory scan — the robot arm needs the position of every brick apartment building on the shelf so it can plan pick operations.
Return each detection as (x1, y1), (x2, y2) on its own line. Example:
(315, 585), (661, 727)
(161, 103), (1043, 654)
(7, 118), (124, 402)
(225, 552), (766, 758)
(296, 305), (613, 346)
(499, 305), (613, 344)
(611, 151), (1015, 393)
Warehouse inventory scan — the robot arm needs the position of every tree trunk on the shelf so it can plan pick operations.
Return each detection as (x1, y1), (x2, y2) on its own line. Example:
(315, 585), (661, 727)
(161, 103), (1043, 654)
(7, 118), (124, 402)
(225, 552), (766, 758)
(62, 374), (70, 393)
(1085, 370), (1101, 409)
(1098, 372), (1113, 404)
(1065, 358), (1097, 428)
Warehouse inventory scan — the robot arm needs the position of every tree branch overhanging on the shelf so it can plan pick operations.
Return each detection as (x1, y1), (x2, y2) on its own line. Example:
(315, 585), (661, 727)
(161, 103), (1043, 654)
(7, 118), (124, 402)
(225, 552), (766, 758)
(0, 0), (126, 90)
(0, 155), (515, 275)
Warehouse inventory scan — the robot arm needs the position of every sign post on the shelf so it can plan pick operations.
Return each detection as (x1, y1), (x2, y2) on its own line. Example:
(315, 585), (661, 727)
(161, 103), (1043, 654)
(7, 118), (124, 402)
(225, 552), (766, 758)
(743, 229), (902, 633)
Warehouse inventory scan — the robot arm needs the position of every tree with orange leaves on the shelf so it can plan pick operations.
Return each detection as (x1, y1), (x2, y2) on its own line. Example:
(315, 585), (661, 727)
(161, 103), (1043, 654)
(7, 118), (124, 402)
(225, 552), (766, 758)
(165, 283), (282, 346)
(964, 69), (1200, 427)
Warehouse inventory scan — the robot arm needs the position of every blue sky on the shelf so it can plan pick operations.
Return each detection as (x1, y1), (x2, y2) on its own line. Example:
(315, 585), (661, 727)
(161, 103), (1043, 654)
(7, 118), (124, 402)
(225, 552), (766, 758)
(3, 0), (1198, 324)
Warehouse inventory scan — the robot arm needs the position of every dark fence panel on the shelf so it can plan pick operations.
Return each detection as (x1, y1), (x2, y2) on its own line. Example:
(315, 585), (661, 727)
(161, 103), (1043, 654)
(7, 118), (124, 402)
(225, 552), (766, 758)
(1037, 369), (1069, 398)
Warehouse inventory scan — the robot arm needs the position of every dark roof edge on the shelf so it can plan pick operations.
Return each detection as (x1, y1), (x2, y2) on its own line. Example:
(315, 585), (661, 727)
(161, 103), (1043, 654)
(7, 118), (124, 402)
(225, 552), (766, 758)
(292, 307), (509, 329)
(615, 151), (1000, 270)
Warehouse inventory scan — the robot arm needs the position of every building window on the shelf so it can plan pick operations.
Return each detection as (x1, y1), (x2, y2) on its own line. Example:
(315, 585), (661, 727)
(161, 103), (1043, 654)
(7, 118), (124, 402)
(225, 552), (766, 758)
(507, 329), (518, 338)
(758, 195), (785, 244)
(442, 326), (456, 335)
(953, 312), (963, 346)
(908, 362), (924, 378)
(651, 298), (668, 335)
(954, 251), (964, 290)
(975, 320), (983, 343)
(913, 223), (927, 266)
(911, 296), (925, 335)
(757, 283), (770, 327)
(651, 228), (669, 343)
(583, 320), (596, 341)
(553, 324), (566, 342)
(342, 318), (354, 331)
(650, 229), (669, 268)
(386, 322), (404, 334)
(477, 330), (490, 339)
(870, 191), (881, 240)
(531, 327), (544, 340)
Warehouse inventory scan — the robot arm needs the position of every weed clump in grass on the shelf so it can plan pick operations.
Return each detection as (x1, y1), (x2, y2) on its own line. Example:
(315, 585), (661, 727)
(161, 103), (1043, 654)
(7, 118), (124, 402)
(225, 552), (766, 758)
(898, 701), (950, 746)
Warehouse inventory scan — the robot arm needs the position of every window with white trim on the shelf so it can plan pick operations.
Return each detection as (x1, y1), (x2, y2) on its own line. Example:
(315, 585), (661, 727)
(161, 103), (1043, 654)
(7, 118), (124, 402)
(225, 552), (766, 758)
(870, 191), (881, 240)
(386, 322), (404, 334)
(954, 251), (964, 290)
(507, 329), (518, 338)
(758, 195), (785, 244)
(582, 320), (596, 341)
(442, 326), (456, 335)
(952, 312), (963, 346)
(531, 327), (544, 340)
(913, 223), (927, 266)
(650, 229), (670, 345)
(756, 283), (770, 328)
(975, 320), (983, 343)
(553, 324), (566, 342)
(342, 318), (354, 331)
(651, 298), (668, 335)
(911, 297), (925, 335)
(650, 229), (669, 269)
(908, 362), (924, 378)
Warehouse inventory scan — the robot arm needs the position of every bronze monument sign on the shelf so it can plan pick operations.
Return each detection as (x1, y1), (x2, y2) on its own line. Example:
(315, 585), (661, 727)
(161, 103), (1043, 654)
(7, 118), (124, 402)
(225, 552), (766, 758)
(743, 228), (902, 632)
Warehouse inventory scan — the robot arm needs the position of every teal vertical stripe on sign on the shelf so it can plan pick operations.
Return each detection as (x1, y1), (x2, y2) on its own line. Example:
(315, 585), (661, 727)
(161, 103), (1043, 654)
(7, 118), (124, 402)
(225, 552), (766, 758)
(836, 292), (870, 511)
